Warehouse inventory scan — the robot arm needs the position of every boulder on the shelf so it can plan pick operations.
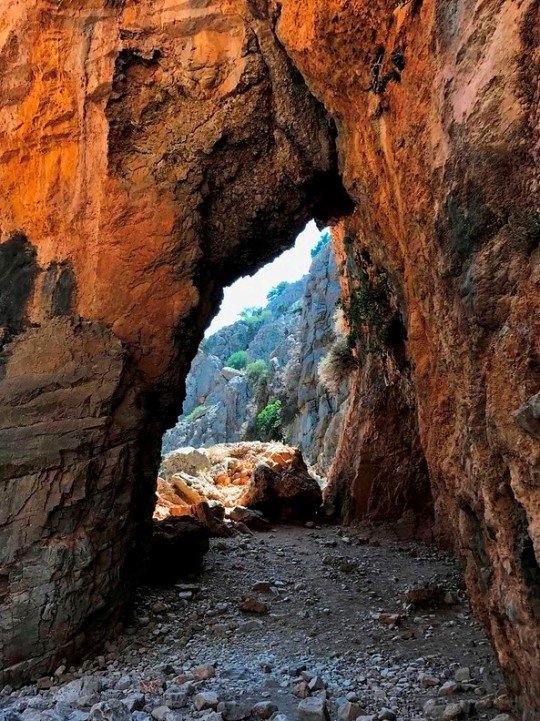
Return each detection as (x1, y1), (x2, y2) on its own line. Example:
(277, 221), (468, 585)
(239, 453), (322, 522)
(161, 447), (211, 477)
(227, 506), (272, 531)
(145, 516), (210, 586)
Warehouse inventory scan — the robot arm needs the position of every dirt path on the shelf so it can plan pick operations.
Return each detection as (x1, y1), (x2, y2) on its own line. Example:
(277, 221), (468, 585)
(0, 527), (511, 721)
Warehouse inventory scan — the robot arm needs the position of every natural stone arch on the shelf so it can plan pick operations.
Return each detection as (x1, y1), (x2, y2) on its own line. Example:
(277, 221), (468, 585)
(1, 0), (539, 718)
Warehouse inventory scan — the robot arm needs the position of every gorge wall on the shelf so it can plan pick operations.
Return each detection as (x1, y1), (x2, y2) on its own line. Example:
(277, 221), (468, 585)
(0, 0), (539, 718)
(164, 240), (348, 474)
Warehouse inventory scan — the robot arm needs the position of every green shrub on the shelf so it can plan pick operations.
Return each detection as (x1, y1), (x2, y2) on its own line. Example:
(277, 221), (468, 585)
(255, 400), (282, 441)
(318, 336), (358, 393)
(226, 350), (248, 370)
(184, 405), (206, 423)
(267, 281), (290, 302)
(246, 359), (268, 385)
(311, 230), (331, 257)
(240, 308), (272, 331)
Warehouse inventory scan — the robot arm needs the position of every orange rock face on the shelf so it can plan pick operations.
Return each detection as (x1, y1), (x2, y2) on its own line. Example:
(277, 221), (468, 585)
(0, 0), (539, 717)
(276, 0), (539, 715)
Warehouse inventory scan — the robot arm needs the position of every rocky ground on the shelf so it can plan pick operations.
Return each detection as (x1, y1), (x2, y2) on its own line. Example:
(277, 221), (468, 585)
(0, 526), (513, 721)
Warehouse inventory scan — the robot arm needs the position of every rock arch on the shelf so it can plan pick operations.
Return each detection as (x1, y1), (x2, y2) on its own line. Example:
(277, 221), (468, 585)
(0, 1), (539, 718)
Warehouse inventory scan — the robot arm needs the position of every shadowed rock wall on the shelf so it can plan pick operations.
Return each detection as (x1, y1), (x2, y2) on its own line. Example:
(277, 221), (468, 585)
(275, 0), (539, 716)
(0, 0), (539, 717)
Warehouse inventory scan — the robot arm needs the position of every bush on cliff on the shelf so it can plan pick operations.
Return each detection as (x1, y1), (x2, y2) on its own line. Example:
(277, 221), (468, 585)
(240, 307), (272, 330)
(255, 400), (283, 442)
(246, 359), (269, 385)
(185, 405), (206, 423)
(318, 335), (358, 393)
(311, 229), (331, 257)
(226, 350), (248, 370)
(267, 281), (290, 302)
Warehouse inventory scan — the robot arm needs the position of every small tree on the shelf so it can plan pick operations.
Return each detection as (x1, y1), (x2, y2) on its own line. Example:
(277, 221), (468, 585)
(245, 359), (268, 385)
(267, 281), (290, 302)
(226, 350), (248, 370)
(255, 400), (283, 441)
(311, 230), (331, 257)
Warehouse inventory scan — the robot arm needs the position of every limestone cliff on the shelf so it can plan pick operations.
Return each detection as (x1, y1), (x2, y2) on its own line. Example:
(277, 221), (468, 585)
(164, 242), (348, 474)
(0, 1), (539, 717)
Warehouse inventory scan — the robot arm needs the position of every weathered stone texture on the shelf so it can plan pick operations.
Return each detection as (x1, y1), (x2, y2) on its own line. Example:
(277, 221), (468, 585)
(275, 0), (539, 715)
(0, 0), (345, 688)
(0, 0), (539, 717)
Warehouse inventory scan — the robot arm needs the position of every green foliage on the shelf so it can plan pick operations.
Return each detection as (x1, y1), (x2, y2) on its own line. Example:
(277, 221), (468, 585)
(267, 281), (290, 302)
(345, 269), (405, 355)
(240, 308), (272, 330)
(311, 230), (331, 257)
(226, 350), (248, 370)
(240, 306), (263, 319)
(245, 359), (268, 385)
(255, 400), (283, 441)
(184, 405), (206, 423)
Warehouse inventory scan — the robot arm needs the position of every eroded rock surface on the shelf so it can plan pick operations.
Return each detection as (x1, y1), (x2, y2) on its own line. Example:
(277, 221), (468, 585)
(0, 0), (539, 716)
(0, 0), (347, 688)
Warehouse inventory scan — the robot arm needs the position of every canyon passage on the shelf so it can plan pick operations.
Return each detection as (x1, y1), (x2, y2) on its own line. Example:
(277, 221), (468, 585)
(0, 1), (539, 721)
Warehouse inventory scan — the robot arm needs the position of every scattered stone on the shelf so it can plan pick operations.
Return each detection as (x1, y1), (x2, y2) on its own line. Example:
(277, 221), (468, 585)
(252, 701), (278, 719)
(252, 581), (273, 593)
(191, 664), (216, 680)
(377, 710), (396, 721)
(375, 613), (402, 627)
(298, 696), (329, 721)
(217, 701), (253, 721)
(403, 583), (457, 608)
(227, 507), (272, 531)
(308, 675), (325, 692)
(292, 682), (310, 699)
(89, 700), (131, 721)
(419, 673), (440, 687)
(239, 597), (268, 614)
(194, 692), (219, 711)
(454, 668), (470, 683)
(438, 681), (459, 696)
(151, 707), (172, 721)
(337, 701), (365, 721)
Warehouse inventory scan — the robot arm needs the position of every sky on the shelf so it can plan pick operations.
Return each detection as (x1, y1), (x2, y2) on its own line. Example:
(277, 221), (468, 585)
(206, 221), (323, 335)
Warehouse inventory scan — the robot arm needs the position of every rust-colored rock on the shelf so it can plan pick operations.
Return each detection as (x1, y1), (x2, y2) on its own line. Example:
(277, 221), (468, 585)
(0, 0), (345, 687)
(0, 0), (539, 717)
(156, 441), (321, 527)
(274, 2), (539, 716)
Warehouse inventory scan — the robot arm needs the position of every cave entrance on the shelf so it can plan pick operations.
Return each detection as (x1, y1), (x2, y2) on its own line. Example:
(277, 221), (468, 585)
(154, 221), (352, 538)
